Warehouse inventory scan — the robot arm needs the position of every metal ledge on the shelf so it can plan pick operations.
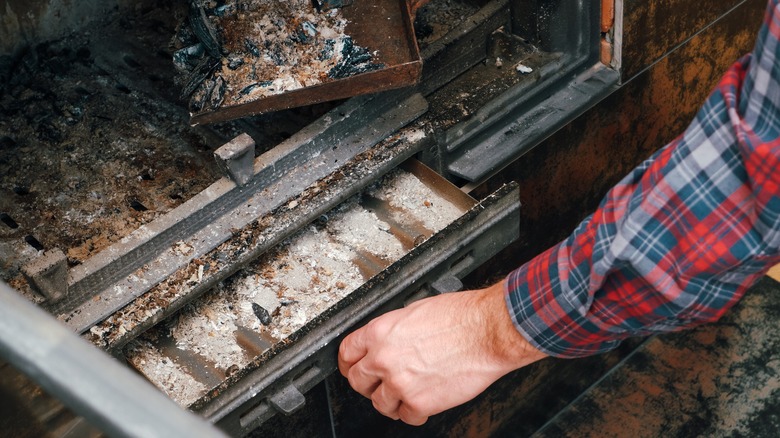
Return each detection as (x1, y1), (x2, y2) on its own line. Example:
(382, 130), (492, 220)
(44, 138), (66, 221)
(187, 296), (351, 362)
(447, 63), (620, 183)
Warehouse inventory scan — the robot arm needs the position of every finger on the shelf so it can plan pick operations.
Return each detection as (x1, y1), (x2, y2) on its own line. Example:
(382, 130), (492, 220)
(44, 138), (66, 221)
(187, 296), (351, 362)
(398, 402), (429, 426)
(370, 383), (401, 420)
(346, 360), (382, 399)
(338, 328), (369, 377)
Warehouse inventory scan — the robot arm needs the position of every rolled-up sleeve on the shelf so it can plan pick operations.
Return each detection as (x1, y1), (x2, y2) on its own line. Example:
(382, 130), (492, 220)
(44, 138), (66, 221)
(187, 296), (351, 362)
(506, 0), (780, 358)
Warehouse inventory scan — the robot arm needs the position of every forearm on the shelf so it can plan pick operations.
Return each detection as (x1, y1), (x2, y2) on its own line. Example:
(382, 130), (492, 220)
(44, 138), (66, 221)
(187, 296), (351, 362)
(476, 281), (550, 370)
(507, 0), (780, 358)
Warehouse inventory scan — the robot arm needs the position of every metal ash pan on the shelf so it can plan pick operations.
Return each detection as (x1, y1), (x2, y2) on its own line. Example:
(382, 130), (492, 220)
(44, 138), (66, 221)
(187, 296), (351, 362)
(176, 0), (422, 125)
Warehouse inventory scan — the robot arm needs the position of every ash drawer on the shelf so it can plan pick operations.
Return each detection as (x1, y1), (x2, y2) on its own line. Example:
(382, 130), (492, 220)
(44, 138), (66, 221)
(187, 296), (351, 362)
(123, 159), (520, 436)
(209, 181), (519, 436)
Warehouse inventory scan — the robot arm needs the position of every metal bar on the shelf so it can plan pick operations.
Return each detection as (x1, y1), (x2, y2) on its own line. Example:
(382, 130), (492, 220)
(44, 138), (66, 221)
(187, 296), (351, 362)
(56, 91), (428, 333)
(446, 64), (620, 183)
(0, 281), (227, 438)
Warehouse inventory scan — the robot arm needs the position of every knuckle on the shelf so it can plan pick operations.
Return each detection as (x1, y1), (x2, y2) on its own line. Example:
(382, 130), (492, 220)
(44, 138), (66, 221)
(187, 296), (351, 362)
(367, 315), (394, 335)
(381, 372), (407, 393)
(338, 337), (349, 357)
(372, 352), (395, 371)
(346, 363), (364, 383)
(398, 402), (428, 426)
(370, 391), (388, 410)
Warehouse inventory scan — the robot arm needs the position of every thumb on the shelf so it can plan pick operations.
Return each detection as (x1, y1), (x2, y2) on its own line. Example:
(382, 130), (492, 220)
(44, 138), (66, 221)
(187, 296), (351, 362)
(338, 327), (369, 376)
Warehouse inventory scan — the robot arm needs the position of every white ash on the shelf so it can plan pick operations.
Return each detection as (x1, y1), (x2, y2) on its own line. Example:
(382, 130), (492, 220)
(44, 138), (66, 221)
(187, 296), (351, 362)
(368, 170), (465, 232)
(266, 223), (364, 339)
(219, 4), (346, 103)
(186, 0), (374, 108)
(125, 339), (208, 407)
(329, 204), (406, 262)
(169, 294), (251, 372)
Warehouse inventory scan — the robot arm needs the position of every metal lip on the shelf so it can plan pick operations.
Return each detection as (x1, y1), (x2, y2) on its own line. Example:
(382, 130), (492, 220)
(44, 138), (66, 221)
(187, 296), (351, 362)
(189, 0), (423, 125)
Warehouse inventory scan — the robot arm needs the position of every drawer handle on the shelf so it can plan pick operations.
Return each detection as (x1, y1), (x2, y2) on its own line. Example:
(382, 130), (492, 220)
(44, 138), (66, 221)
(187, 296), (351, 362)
(268, 384), (306, 416)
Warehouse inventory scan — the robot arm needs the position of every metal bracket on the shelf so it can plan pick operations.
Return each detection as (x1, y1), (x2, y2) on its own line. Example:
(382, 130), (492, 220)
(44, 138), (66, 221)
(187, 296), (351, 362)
(21, 249), (68, 303)
(214, 133), (255, 186)
(238, 364), (328, 428)
(268, 385), (306, 416)
(445, 64), (620, 183)
(430, 275), (464, 295)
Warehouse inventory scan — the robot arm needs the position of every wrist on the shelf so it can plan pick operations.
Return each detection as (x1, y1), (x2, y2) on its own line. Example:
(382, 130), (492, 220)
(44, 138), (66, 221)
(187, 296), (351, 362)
(475, 280), (548, 373)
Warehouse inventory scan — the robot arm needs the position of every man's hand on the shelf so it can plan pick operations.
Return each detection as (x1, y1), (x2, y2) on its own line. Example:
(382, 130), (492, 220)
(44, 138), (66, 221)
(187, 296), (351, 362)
(337, 280), (548, 426)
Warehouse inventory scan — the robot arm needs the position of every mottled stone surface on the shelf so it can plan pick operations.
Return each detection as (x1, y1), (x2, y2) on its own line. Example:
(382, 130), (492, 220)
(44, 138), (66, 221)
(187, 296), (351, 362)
(535, 276), (780, 438)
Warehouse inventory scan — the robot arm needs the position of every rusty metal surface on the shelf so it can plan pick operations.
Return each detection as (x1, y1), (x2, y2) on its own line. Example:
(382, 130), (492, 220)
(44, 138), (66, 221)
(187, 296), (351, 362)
(535, 277), (780, 437)
(189, 0), (423, 125)
(621, 0), (756, 80)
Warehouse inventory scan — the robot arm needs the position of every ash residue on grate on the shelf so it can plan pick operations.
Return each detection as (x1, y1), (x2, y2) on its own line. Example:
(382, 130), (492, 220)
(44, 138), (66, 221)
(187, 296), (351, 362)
(175, 0), (385, 113)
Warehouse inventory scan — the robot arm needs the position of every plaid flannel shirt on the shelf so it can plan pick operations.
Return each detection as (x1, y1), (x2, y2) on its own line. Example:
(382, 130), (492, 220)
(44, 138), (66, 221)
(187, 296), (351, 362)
(506, 0), (780, 358)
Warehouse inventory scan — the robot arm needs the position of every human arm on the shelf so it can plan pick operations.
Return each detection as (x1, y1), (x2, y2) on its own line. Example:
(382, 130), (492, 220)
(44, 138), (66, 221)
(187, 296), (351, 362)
(510, 0), (780, 358)
(338, 0), (780, 424)
(337, 281), (547, 426)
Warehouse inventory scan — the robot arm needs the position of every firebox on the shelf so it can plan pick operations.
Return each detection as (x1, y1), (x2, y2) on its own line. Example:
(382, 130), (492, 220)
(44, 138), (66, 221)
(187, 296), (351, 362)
(0, 0), (617, 435)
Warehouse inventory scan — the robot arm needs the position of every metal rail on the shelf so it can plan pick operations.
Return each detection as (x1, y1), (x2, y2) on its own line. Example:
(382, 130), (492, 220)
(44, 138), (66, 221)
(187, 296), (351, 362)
(55, 91), (428, 333)
(0, 281), (227, 438)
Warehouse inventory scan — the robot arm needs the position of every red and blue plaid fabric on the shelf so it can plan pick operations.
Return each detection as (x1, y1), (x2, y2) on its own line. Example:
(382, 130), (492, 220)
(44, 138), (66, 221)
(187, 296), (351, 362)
(506, 0), (780, 358)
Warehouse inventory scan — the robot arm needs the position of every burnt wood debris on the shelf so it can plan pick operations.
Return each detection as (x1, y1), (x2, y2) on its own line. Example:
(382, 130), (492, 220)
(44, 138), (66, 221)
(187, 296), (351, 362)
(175, 0), (384, 114)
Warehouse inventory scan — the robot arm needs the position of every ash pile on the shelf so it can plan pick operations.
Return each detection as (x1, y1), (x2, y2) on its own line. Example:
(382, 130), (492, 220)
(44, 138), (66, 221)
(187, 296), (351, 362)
(174, 0), (385, 114)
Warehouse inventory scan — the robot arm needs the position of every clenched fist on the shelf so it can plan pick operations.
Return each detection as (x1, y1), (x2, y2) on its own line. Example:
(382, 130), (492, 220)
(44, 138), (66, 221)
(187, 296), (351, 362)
(337, 280), (548, 425)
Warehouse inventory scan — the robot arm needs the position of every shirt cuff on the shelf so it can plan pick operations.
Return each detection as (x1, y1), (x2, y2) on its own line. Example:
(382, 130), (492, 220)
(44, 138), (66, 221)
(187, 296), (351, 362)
(503, 242), (624, 359)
